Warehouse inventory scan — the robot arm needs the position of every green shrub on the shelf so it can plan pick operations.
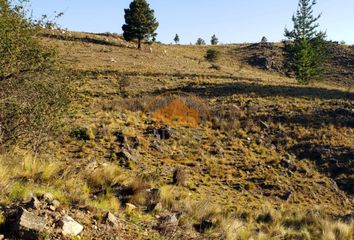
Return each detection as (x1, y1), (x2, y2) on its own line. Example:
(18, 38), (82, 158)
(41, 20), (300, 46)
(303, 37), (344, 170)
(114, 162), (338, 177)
(210, 34), (219, 45)
(0, 0), (56, 81)
(284, 0), (329, 84)
(205, 49), (220, 62)
(70, 127), (91, 141)
(0, 0), (71, 150)
(196, 38), (206, 46)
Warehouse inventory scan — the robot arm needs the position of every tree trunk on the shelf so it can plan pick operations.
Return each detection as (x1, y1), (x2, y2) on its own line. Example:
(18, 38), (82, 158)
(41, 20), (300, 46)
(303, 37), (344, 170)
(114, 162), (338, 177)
(138, 38), (141, 50)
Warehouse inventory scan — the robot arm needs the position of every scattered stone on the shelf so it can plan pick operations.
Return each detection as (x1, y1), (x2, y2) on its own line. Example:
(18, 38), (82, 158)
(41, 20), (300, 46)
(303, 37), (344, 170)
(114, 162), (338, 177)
(27, 197), (41, 210)
(18, 208), (46, 232)
(280, 158), (297, 172)
(157, 213), (179, 237)
(52, 200), (60, 208)
(157, 126), (171, 140)
(43, 193), (54, 203)
(152, 202), (163, 212)
(48, 199), (60, 211)
(60, 215), (84, 237)
(117, 149), (138, 168)
(125, 203), (137, 212)
(105, 212), (119, 226)
(159, 213), (178, 225)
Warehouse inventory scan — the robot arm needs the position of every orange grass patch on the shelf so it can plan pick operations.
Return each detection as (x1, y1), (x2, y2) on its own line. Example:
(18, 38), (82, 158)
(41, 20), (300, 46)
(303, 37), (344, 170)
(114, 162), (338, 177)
(153, 98), (200, 127)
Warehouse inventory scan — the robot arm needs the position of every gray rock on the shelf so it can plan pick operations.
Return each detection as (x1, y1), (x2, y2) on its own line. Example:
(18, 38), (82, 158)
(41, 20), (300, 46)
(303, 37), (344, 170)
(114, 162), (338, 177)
(105, 212), (119, 226)
(60, 215), (83, 236)
(117, 149), (138, 168)
(18, 209), (46, 232)
(50, 200), (60, 211)
(43, 193), (54, 203)
(159, 213), (178, 225)
(125, 203), (137, 212)
(28, 196), (41, 210)
(152, 202), (163, 212)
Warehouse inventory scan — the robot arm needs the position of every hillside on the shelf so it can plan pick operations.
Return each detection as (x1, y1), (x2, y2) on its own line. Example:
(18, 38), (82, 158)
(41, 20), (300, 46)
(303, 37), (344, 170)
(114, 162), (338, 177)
(1, 30), (353, 239)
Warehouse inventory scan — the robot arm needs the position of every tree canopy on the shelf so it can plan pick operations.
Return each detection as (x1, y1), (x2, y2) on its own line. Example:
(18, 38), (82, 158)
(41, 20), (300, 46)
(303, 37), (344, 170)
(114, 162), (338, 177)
(211, 34), (219, 45)
(284, 0), (328, 84)
(196, 38), (206, 46)
(174, 34), (180, 44)
(122, 0), (159, 49)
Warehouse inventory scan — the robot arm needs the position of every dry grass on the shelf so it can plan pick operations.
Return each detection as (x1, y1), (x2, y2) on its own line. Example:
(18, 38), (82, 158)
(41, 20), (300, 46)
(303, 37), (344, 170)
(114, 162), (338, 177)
(0, 162), (9, 190)
(89, 193), (121, 212)
(86, 163), (124, 190)
(0, 30), (352, 239)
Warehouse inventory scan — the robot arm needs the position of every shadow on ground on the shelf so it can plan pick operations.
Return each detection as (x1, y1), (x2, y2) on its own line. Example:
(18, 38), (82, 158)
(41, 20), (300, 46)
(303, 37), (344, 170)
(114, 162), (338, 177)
(167, 82), (354, 101)
(75, 70), (354, 101)
(291, 143), (354, 195)
(42, 33), (127, 47)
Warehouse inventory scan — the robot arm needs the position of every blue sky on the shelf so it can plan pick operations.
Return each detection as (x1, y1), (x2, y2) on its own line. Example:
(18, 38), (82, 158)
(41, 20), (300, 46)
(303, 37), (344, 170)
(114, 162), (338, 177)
(30, 0), (354, 44)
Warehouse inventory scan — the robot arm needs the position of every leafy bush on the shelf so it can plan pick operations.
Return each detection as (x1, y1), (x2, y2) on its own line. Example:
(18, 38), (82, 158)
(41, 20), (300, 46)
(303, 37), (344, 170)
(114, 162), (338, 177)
(0, 0), (57, 81)
(0, 0), (71, 150)
(196, 38), (206, 46)
(205, 49), (220, 62)
(70, 127), (91, 141)
(211, 34), (219, 45)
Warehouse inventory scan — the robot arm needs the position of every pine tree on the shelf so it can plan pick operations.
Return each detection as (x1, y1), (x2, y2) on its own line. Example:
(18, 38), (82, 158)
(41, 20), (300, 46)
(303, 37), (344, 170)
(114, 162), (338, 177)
(211, 34), (219, 45)
(174, 34), (180, 44)
(284, 0), (328, 84)
(261, 36), (268, 43)
(122, 0), (159, 49)
(196, 38), (206, 46)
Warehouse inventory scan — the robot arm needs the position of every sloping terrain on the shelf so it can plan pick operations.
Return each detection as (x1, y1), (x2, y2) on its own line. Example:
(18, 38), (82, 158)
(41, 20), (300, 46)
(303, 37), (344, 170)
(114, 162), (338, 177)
(236, 41), (354, 88)
(1, 30), (353, 239)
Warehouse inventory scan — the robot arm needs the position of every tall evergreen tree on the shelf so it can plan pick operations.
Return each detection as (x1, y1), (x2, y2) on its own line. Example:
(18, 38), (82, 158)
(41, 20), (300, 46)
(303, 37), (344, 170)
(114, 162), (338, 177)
(284, 0), (328, 84)
(211, 34), (219, 45)
(261, 36), (268, 43)
(122, 0), (159, 49)
(174, 34), (180, 44)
